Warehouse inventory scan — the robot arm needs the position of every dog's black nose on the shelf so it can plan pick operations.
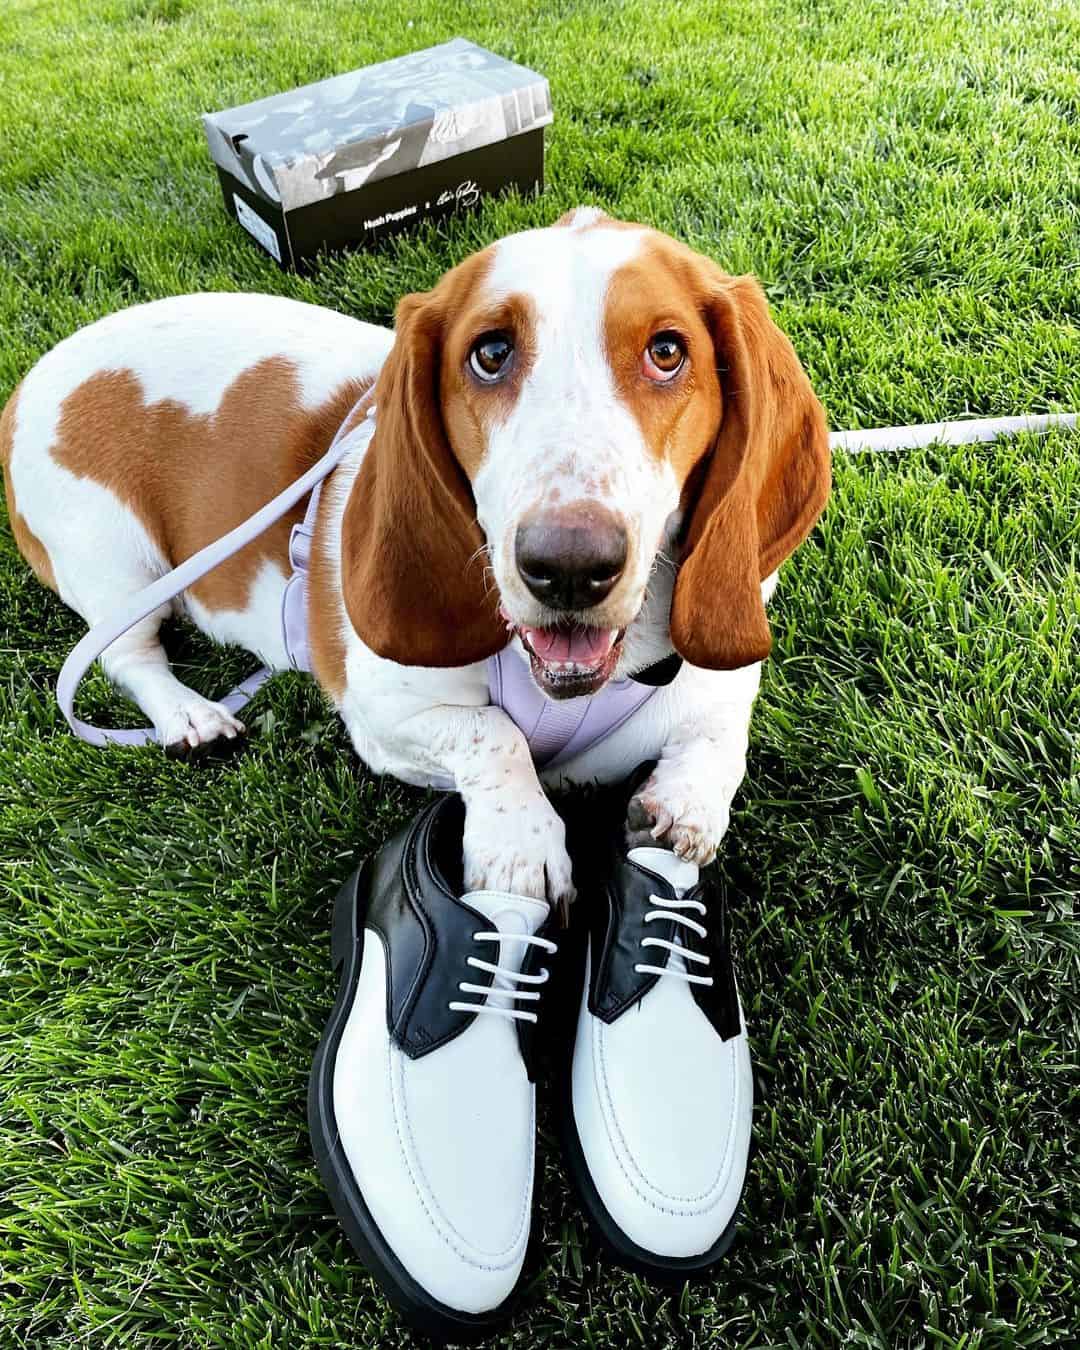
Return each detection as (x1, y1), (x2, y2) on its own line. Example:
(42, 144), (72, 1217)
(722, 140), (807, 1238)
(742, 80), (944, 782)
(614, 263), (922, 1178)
(515, 504), (628, 611)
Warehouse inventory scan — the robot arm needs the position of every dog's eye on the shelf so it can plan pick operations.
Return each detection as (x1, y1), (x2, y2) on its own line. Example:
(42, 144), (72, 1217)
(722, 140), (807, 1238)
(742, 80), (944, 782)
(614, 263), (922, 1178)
(469, 332), (514, 382)
(643, 331), (686, 381)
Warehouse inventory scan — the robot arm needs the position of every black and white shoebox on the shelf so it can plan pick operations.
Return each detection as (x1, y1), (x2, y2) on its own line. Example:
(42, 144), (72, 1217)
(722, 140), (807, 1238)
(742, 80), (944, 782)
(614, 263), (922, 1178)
(202, 38), (553, 269)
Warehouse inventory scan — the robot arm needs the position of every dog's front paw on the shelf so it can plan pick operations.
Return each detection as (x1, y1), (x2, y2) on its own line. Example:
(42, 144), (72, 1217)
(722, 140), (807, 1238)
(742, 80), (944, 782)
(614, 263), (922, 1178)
(626, 770), (730, 867)
(463, 791), (575, 912)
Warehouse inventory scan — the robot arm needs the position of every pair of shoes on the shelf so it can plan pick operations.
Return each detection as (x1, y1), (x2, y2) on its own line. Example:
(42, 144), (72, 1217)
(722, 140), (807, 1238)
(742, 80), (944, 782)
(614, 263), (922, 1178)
(308, 789), (752, 1341)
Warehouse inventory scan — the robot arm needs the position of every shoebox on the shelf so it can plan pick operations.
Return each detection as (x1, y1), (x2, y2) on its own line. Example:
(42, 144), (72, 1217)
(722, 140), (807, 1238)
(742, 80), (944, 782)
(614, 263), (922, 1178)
(202, 38), (553, 269)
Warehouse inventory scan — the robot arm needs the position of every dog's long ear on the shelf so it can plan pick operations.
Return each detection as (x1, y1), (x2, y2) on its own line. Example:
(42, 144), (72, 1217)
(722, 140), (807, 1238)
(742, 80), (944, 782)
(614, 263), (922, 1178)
(670, 274), (830, 669)
(340, 289), (505, 667)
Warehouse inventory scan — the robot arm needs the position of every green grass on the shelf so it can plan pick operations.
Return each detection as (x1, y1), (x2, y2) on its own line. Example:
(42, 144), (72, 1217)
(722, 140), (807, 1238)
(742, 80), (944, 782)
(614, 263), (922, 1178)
(2, 0), (1078, 1344)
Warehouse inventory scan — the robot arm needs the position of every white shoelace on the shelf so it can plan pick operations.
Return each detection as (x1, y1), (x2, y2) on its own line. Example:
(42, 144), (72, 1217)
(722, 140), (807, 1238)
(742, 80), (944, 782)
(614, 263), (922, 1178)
(448, 931), (559, 1023)
(633, 893), (714, 987)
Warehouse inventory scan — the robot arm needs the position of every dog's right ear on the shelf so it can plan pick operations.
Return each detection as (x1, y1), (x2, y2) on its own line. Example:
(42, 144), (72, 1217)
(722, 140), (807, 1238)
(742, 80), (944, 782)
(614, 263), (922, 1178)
(670, 273), (830, 670)
(339, 290), (506, 668)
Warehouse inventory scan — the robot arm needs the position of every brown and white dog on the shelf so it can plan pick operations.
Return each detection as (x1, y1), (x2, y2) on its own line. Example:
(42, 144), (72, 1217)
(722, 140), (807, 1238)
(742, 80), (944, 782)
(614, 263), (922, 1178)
(1, 209), (829, 905)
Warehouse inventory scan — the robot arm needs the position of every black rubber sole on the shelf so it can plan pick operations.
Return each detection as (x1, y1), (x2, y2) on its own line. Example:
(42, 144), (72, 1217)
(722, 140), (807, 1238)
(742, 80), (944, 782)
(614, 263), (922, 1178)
(555, 927), (746, 1284)
(307, 866), (516, 1344)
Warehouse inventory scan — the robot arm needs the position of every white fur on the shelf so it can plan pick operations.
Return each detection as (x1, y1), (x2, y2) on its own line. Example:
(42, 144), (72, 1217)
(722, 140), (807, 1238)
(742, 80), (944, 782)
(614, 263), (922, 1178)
(474, 225), (682, 645)
(8, 231), (764, 901)
(185, 559), (293, 667)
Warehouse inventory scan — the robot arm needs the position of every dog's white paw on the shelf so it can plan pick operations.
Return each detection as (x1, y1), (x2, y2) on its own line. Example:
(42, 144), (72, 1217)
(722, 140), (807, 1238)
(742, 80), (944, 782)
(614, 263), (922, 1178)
(463, 791), (575, 911)
(626, 769), (731, 867)
(160, 695), (245, 756)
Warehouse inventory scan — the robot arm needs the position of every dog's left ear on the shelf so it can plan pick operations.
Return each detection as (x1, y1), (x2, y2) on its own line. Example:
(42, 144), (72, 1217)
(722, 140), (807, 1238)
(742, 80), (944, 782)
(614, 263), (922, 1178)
(339, 287), (505, 667)
(670, 273), (830, 669)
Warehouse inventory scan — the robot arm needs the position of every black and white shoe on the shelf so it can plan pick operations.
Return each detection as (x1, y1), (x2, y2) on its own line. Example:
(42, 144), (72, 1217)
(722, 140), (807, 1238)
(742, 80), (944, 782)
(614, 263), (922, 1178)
(560, 818), (752, 1279)
(309, 795), (558, 1341)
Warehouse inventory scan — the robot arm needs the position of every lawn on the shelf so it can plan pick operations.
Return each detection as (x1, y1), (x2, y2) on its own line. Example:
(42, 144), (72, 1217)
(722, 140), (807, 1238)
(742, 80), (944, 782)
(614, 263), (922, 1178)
(1, 0), (1078, 1345)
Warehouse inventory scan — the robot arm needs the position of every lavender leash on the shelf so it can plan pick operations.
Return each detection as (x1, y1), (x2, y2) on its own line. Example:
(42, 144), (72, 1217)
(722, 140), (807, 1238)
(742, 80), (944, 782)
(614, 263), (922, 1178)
(56, 409), (1077, 748)
(55, 424), (358, 747)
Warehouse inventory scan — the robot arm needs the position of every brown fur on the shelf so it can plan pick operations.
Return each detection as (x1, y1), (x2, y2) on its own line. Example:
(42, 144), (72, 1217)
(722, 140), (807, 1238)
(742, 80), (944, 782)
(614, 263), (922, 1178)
(340, 250), (513, 667)
(670, 264), (830, 669)
(1, 383), (58, 590)
(48, 360), (369, 632)
(591, 231), (831, 671)
(603, 245), (725, 486)
(306, 388), (377, 702)
(441, 290), (537, 478)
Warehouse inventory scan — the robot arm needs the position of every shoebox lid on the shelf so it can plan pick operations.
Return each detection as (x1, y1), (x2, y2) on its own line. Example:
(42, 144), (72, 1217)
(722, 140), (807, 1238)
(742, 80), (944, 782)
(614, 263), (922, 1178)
(202, 38), (553, 213)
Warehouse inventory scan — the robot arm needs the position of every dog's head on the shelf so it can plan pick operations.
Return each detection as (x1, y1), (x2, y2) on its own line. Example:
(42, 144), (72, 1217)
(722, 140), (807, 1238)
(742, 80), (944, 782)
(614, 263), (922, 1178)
(341, 208), (830, 695)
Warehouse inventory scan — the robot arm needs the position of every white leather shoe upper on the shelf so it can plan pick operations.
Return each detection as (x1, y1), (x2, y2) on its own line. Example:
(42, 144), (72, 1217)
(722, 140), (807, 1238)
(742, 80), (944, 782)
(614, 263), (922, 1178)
(571, 848), (753, 1259)
(333, 888), (550, 1314)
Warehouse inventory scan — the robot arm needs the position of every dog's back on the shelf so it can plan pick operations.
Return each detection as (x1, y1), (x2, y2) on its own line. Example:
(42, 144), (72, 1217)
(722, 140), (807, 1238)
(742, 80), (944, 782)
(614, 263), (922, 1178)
(2, 293), (392, 749)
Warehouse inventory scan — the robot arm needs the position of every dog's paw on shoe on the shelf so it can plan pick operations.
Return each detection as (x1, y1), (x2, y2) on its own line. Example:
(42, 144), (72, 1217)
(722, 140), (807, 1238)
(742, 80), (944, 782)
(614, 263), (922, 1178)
(463, 787), (576, 910)
(626, 770), (730, 865)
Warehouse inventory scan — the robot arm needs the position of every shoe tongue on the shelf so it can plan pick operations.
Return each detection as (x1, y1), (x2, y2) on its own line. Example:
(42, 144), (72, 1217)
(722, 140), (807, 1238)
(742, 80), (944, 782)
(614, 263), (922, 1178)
(628, 847), (699, 896)
(629, 848), (701, 980)
(461, 890), (550, 939)
(460, 891), (551, 1015)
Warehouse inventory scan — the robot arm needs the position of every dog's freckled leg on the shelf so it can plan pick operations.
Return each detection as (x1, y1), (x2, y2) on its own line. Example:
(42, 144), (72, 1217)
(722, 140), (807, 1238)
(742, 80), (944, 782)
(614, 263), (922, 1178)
(342, 690), (574, 907)
(627, 709), (754, 864)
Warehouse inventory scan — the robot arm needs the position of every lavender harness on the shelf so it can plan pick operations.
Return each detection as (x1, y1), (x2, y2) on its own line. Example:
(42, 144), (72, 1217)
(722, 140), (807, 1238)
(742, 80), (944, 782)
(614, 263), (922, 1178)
(56, 408), (662, 765)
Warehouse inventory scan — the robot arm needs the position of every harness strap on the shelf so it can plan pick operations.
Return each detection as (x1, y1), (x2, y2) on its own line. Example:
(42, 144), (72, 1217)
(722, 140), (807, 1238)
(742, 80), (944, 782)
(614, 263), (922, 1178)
(56, 420), (360, 746)
(280, 470), (328, 674)
(487, 647), (662, 769)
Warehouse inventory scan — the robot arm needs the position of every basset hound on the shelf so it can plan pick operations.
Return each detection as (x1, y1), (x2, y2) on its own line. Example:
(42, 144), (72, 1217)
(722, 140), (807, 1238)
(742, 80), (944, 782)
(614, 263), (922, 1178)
(1, 208), (830, 905)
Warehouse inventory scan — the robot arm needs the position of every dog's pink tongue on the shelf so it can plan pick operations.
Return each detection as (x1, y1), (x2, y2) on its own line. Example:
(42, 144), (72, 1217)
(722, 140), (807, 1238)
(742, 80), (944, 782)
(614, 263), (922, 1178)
(525, 626), (614, 665)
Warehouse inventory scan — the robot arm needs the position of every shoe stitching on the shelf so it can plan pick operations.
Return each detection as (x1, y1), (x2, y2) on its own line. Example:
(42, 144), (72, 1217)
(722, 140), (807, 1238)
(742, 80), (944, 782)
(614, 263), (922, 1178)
(594, 1014), (738, 1213)
(391, 1044), (532, 1267)
(591, 999), (741, 1215)
(388, 1035), (533, 1270)
(583, 941), (737, 1213)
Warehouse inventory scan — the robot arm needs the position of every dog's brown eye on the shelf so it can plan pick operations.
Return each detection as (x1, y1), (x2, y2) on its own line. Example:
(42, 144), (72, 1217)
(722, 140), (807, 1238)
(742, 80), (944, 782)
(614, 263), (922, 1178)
(643, 331), (686, 380)
(469, 332), (514, 382)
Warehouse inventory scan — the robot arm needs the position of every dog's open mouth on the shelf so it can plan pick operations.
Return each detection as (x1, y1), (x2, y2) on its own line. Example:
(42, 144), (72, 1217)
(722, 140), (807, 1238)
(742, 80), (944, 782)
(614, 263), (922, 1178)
(516, 623), (625, 699)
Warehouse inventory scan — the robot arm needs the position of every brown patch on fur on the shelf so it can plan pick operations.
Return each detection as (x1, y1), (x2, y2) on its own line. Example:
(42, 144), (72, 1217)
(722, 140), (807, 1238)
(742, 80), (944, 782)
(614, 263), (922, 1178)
(50, 361), (370, 631)
(341, 248), (521, 667)
(305, 387), (376, 702)
(442, 287), (537, 478)
(306, 506), (347, 702)
(1, 382), (59, 590)
(335, 393), (374, 442)
(605, 231), (830, 670)
(603, 245), (724, 487)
